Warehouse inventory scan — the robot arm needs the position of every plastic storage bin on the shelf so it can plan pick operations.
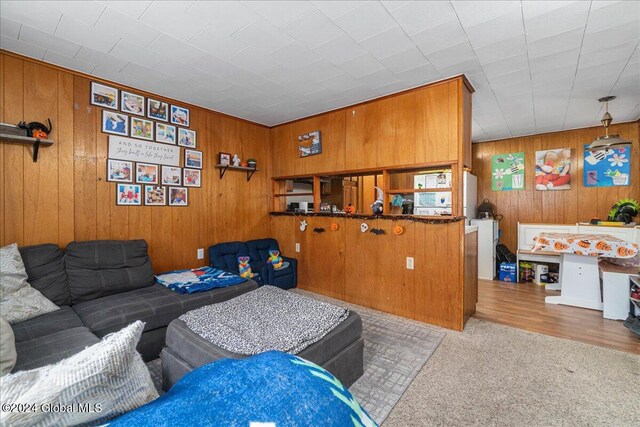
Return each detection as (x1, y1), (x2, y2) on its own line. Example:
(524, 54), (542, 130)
(499, 262), (517, 282)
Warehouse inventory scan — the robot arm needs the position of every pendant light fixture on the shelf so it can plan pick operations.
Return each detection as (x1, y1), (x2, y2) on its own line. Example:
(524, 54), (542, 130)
(586, 96), (632, 152)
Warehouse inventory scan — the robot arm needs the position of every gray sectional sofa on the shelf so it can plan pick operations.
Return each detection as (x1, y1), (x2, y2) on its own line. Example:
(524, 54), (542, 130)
(12, 240), (258, 372)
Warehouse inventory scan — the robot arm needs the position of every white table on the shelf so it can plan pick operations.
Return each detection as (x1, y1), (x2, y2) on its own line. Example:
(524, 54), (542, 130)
(531, 232), (638, 311)
(546, 253), (603, 310)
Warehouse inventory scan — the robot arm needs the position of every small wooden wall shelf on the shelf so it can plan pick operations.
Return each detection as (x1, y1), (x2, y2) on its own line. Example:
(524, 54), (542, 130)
(215, 164), (258, 181)
(0, 133), (54, 162)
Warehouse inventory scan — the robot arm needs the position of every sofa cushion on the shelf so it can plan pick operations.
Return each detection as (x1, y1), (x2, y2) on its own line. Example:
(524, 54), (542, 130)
(208, 241), (250, 273)
(13, 326), (99, 372)
(5, 322), (157, 427)
(19, 244), (70, 306)
(246, 238), (280, 264)
(11, 306), (83, 343)
(73, 282), (259, 337)
(65, 240), (154, 303)
(0, 243), (59, 324)
(0, 317), (17, 376)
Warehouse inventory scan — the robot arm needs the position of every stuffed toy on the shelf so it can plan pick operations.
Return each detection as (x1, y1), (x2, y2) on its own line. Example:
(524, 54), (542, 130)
(266, 250), (284, 270)
(18, 119), (52, 139)
(238, 256), (254, 279)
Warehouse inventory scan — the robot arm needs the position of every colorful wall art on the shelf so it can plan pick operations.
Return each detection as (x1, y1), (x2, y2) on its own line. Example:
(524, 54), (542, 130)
(491, 152), (525, 191)
(535, 148), (572, 191)
(298, 130), (322, 157)
(583, 145), (631, 187)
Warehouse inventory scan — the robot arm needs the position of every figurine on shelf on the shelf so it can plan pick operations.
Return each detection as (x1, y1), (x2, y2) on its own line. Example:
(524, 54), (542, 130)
(371, 187), (384, 215)
(232, 154), (240, 166)
(18, 119), (52, 139)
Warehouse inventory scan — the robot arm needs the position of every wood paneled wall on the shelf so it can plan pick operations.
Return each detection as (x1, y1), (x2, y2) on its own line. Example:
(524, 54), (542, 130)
(472, 121), (640, 251)
(0, 52), (272, 272)
(269, 76), (475, 330)
(270, 77), (473, 177)
(272, 215), (465, 330)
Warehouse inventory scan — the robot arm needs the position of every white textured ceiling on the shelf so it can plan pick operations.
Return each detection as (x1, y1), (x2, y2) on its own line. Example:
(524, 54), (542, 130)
(1, 1), (638, 141)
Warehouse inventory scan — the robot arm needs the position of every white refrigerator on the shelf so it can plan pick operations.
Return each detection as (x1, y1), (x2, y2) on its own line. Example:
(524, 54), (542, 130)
(470, 218), (499, 280)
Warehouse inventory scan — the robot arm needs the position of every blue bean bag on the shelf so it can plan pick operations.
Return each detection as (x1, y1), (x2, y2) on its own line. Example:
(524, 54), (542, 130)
(109, 351), (376, 427)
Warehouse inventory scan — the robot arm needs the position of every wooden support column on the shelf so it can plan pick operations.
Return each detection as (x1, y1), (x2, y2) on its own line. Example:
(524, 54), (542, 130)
(313, 176), (321, 213)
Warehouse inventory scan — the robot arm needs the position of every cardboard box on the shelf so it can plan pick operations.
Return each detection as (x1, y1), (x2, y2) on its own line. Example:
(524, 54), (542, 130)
(534, 264), (549, 286)
(499, 262), (517, 282)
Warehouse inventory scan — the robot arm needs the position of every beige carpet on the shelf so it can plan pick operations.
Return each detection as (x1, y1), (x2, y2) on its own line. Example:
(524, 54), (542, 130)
(384, 318), (639, 426)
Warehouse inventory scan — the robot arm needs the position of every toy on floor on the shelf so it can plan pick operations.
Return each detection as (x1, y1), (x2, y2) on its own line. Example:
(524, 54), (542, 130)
(266, 250), (284, 270)
(238, 256), (254, 279)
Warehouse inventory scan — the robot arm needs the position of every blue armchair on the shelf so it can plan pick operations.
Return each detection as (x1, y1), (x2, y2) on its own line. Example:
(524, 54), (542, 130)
(246, 238), (297, 290)
(208, 241), (251, 275)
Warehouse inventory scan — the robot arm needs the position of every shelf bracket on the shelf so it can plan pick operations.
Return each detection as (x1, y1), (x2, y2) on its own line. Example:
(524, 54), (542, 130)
(218, 165), (228, 179)
(32, 139), (42, 162)
(246, 169), (257, 182)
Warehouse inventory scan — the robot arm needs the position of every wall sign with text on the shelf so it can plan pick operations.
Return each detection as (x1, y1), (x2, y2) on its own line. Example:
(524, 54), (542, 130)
(108, 135), (180, 166)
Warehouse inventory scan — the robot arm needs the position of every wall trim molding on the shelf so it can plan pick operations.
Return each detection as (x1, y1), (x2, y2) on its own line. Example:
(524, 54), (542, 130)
(473, 119), (640, 144)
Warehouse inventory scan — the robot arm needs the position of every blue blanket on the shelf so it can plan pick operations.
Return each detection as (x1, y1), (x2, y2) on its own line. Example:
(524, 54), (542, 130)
(155, 266), (246, 294)
(110, 351), (376, 427)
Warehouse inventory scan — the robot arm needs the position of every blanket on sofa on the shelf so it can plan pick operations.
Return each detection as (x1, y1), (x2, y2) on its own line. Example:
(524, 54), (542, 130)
(109, 351), (376, 427)
(179, 286), (349, 355)
(155, 267), (246, 294)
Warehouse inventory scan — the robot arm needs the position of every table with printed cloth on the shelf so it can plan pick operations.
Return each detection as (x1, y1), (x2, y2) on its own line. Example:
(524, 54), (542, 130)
(532, 232), (638, 310)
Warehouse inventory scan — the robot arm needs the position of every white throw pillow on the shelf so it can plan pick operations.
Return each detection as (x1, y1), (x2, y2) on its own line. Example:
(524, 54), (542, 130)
(0, 321), (158, 427)
(0, 243), (59, 324)
(0, 316), (16, 376)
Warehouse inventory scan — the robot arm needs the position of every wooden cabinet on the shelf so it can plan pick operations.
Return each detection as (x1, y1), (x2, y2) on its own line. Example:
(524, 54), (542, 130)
(271, 76), (474, 176)
(271, 110), (346, 177)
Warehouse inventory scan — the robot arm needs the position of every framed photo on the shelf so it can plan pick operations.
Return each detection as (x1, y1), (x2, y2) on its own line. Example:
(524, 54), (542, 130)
(218, 152), (231, 166)
(136, 162), (158, 184)
(171, 105), (189, 126)
(161, 166), (182, 186)
(107, 159), (133, 182)
(116, 184), (141, 206)
(535, 148), (572, 191)
(121, 91), (144, 116)
(169, 187), (188, 206)
(144, 185), (166, 206)
(183, 168), (201, 187)
(178, 128), (196, 148)
(90, 82), (118, 110)
(148, 98), (169, 122)
(185, 149), (203, 169)
(130, 117), (154, 141)
(102, 110), (128, 136)
(156, 123), (176, 144)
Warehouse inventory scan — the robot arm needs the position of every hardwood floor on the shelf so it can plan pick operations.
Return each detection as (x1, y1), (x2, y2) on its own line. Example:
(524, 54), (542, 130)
(474, 279), (640, 354)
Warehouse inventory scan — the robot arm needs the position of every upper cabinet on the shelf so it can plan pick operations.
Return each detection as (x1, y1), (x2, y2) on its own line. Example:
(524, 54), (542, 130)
(271, 110), (345, 177)
(270, 76), (474, 178)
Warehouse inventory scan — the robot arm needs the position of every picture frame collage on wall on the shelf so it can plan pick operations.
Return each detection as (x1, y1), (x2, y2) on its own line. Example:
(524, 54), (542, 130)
(93, 81), (199, 207)
(92, 82), (193, 146)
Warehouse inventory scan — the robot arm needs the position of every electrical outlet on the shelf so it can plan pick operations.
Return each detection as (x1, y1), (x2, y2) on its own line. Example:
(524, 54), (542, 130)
(295, 243), (300, 253)
(406, 257), (414, 270)
(197, 248), (204, 259)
